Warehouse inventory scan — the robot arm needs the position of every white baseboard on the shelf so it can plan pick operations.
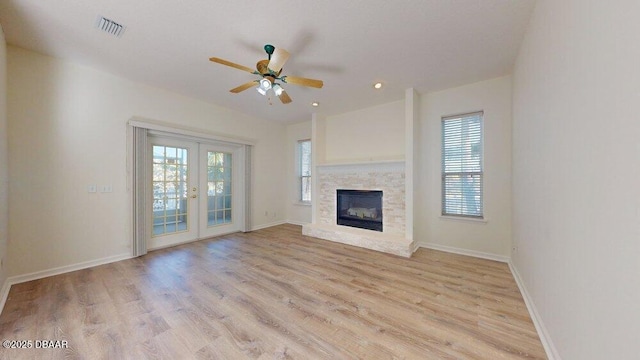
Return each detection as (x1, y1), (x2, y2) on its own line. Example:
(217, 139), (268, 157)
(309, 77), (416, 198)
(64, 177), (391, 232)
(508, 261), (561, 360)
(418, 242), (510, 263)
(0, 253), (132, 316)
(286, 220), (309, 226)
(0, 277), (10, 317)
(411, 240), (420, 254)
(251, 220), (286, 231)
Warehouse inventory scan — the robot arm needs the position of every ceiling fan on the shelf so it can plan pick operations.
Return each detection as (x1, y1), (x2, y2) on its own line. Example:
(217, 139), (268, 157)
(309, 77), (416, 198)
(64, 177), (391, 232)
(209, 44), (323, 104)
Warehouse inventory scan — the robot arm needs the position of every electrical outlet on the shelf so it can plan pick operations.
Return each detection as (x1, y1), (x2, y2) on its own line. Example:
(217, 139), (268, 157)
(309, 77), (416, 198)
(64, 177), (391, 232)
(100, 185), (113, 193)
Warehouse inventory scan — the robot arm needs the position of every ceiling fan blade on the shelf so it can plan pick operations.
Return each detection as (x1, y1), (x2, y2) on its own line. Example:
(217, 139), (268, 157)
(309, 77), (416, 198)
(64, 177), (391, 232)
(209, 57), (256, 74)
(279, 90), (292, 104)
(268, 48), (290, 74)
(282, 76), (323, 88)
(230, 81), (258, 93)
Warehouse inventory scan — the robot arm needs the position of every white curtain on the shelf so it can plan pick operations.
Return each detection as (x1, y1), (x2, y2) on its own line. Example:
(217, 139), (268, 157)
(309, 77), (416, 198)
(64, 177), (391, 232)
(244, 144), (252, 232)
(132, 126), (149, 256)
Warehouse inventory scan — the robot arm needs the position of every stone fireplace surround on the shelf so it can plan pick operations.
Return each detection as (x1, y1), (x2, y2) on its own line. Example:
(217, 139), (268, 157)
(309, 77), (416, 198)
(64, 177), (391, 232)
(302, 161), (415, 257)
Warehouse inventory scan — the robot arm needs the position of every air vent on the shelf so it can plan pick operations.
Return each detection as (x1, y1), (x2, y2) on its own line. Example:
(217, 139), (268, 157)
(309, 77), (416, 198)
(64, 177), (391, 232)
(96, 16), (125, 37)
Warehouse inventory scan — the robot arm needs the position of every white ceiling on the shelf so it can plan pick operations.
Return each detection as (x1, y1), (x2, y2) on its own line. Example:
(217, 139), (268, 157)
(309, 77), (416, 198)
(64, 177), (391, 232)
(0, 0), (536, 124)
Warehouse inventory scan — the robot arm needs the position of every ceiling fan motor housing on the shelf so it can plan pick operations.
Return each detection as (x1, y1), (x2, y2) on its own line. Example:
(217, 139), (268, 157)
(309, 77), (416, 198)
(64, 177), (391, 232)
(257, 59), (270, 75)
(257, 59), (282, 78)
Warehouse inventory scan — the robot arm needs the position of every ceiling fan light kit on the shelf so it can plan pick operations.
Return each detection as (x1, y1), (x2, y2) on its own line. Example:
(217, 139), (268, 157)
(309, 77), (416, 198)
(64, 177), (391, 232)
(259, 78), (272, 91)
(209, 44), (323, 105)
(272, 84), (284, 96)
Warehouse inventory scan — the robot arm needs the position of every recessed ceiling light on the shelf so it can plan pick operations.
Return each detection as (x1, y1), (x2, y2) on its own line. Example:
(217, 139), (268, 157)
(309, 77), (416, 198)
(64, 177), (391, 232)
(373, 82), (383, 89)
(311, 102), (319, 107)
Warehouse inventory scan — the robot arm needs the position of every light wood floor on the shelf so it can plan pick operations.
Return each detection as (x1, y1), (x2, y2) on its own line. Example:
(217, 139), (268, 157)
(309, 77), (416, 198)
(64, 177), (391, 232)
(0, 224), (546, 359)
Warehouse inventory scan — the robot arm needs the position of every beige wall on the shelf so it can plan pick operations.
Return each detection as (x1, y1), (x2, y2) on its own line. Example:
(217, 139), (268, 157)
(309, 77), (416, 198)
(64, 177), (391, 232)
(7, 46), (286, 277)
(309, 79), (512, 258)
(512, 0), (640, 358)
(415, 76), (512, 258)
(285, 121), (312, 224)
(0, 26), (8, 286)
(323, 100), (405, 163)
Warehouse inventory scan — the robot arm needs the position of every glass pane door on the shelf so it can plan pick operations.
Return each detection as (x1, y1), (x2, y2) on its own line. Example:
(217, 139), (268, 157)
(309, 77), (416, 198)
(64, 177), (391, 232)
(153, 145), (189, 235)
(146, 135), (245, 249)
(206, 151), (233, 227)
(199, 144), (243, 238)
(148, 137), (198, 249)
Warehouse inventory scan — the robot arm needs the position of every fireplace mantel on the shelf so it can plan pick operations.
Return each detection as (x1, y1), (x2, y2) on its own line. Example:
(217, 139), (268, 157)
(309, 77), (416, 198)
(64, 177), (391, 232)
(316, 160), (405, 173)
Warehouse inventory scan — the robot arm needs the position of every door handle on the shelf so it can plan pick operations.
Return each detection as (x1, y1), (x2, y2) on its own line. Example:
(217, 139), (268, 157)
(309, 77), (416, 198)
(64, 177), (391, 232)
(190, 194), (197, 199)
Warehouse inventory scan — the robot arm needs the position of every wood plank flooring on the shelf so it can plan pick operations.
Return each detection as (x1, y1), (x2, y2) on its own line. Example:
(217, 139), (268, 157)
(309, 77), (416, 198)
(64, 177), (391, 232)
(0, 224), (546, 359)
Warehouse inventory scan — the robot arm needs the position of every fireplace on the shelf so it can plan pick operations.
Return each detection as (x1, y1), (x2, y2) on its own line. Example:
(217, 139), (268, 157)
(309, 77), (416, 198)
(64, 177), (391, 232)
(336, 190), (383, 232)
(303, 161), (411, 257)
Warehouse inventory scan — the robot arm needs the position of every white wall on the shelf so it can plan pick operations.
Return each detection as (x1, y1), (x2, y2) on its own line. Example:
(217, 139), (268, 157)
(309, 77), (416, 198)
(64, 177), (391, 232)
(323, 100), (405, 163)
(7, 46), (286, 277)
(512, 1), (640, 359)
(0, 26), (8, 287)
(285, 121), (312, 225)
(416, 76), (512, 258)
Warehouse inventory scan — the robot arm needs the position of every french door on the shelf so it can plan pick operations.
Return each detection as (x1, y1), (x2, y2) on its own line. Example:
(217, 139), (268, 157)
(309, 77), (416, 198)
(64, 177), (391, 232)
(198, 142), (245, 239)
(148, 134), (244, 250)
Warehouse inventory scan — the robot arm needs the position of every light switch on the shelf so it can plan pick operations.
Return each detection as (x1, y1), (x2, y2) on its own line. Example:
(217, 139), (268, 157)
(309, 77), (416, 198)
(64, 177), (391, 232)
(100, 185), (113, 193)
(88, 185), (97, 193)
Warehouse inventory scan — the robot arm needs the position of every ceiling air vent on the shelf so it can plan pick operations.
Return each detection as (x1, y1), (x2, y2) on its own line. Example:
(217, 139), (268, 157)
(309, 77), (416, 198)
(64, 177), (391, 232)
(96, 16), (125, 37)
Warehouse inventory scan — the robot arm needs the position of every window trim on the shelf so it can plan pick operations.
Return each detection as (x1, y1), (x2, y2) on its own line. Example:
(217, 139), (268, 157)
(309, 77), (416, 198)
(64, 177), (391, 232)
(441, 111), (484, 219)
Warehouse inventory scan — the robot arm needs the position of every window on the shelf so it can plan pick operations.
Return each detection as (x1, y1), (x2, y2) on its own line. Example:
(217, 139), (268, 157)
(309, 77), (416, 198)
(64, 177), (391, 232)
(298, 139), (312, 203)
(206, 151), (233, 226)
(152, 145), (189, 235)
(441, 111), (483, 218)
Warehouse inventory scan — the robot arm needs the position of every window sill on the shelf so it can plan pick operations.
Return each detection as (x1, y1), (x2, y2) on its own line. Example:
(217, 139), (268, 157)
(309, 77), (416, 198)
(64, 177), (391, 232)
(439, 215), (487, 224)
(294, 202), (312, 207)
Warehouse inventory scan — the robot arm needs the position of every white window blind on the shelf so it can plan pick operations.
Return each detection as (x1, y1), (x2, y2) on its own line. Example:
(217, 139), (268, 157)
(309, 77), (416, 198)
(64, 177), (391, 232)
(298, 140), (311, 202)
(441, 111), (483, 218)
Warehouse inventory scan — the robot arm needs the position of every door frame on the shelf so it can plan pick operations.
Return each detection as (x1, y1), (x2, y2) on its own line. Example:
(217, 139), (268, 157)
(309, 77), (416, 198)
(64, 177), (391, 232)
(128, 119), (254, 256)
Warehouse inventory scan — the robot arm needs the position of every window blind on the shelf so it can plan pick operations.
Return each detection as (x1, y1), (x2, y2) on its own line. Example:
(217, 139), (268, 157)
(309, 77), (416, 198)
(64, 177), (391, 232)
(441, 111), (483, 218)
(299, 140), (312, 202)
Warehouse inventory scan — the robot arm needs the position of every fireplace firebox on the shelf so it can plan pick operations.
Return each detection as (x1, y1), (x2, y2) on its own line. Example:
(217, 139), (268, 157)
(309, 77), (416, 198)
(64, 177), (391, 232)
(336, 190), (383, 232)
